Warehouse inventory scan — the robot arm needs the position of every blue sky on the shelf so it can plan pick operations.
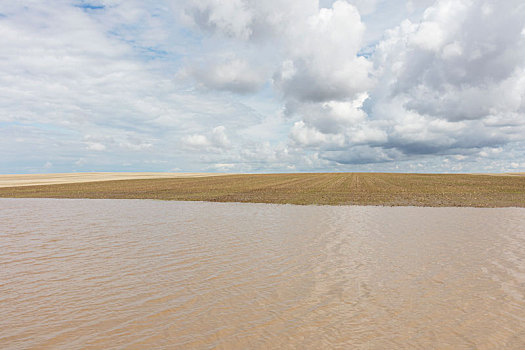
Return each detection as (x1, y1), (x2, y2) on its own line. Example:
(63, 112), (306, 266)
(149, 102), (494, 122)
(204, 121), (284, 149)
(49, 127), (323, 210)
(1, 0), (524, 174)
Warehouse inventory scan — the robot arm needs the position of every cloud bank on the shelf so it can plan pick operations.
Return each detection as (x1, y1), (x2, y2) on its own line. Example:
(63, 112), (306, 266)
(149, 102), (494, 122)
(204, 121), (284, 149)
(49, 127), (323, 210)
(1, 0), (524, 173)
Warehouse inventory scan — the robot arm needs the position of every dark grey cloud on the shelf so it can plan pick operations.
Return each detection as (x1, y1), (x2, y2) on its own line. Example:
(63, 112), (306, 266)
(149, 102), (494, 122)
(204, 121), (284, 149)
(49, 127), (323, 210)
(322, 146), (401, 165)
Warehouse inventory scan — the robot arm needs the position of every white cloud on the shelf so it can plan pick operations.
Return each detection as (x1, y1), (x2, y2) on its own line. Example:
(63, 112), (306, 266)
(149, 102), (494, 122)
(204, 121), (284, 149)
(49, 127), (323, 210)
(1, 0), (524, 173)
(179, 0), (254, 39)
(210, 126), (231, 148)
(182, 126), (231, 151)
(290, 121), (345, 147)
(357, 0), (525, 163)
(441, 41), (463, 59)
(274, 0), (372, 103)
(213, 163), (235, 171)
(296, 93), (368, 135)
(187, 57), (265, 94)
(180, 0), (372, 102)
(278, 0), (525, 166)
(86, 142), (107, 151)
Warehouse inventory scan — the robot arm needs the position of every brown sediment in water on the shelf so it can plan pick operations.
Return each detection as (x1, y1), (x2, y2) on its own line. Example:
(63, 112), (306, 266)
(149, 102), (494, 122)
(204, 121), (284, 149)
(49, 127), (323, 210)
(1, 200), (524, 349)
(0, 172), (524, 207)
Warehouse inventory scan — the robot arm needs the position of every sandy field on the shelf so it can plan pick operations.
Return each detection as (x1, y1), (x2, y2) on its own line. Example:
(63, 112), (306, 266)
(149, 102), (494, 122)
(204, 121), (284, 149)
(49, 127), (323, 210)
(0, 172), (226, 188)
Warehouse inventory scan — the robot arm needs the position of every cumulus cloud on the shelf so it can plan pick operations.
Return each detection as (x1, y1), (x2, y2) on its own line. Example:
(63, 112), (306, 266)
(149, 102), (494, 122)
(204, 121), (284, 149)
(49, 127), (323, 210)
(178, 0), (383, 166)
(291, 121), (346, 148)
(381, 1), (525, 123)
(180, 0), (254, 39)
(180, 0), (372, 102)
(1, 0), (524, 173)
(86, 142), (107, 151)
(293, 93), (369, 135)
(182, 126), (231, 151)
(273, 1), (372, 104)
(279, 0), (525, 166)
(362, 0), (525, 161)
(187, 57), (265, 94)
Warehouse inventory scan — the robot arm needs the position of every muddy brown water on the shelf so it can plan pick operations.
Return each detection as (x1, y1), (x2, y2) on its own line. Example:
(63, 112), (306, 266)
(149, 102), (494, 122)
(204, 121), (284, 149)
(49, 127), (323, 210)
(1, 199), (524, 349)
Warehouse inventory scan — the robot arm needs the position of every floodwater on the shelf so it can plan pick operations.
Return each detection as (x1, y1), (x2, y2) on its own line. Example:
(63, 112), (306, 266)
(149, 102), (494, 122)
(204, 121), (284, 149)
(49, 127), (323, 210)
(1, 199), (524, 349)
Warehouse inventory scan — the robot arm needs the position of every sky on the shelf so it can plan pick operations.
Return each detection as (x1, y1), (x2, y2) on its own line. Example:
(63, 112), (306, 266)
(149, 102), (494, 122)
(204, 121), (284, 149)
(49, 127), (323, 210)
(1, 0), (524, 174)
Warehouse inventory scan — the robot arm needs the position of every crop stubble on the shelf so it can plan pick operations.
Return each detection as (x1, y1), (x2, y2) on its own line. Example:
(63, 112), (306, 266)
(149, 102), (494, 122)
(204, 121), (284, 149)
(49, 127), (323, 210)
(0, 173), (523, 207)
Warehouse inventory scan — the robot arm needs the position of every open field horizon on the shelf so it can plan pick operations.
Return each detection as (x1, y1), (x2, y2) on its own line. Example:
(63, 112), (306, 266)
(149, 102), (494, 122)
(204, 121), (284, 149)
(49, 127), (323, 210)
(1, 171), (523, 187)
(0, 172), (523, 208)
(0, 172), (229, 188)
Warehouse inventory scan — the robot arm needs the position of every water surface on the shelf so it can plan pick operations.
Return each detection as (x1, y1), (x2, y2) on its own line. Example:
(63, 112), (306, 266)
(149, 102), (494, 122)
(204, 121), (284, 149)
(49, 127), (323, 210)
(1, 199), (524, 349)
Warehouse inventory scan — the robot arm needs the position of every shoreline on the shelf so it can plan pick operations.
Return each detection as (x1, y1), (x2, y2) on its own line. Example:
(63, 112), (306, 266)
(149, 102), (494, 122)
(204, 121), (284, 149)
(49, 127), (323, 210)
(2, 197), (524, 210)
(0, 172), (523, 208)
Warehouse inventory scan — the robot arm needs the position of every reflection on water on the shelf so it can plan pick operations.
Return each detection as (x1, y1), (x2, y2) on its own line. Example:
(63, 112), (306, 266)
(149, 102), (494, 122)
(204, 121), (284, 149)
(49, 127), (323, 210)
(0, 199), (524, 349)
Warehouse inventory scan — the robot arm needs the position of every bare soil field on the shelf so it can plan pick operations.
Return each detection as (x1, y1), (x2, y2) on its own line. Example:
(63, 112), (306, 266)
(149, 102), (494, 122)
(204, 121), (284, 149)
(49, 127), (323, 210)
(0, 173), (523, 207)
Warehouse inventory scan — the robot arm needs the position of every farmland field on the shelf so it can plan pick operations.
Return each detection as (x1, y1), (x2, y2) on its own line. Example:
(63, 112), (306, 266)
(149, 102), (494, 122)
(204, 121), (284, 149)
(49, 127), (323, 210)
(0, 173), (523, 207)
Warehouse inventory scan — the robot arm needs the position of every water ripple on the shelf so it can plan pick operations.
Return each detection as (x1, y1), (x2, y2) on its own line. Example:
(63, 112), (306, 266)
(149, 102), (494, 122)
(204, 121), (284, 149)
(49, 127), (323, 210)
(0, 199), (524, 349)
